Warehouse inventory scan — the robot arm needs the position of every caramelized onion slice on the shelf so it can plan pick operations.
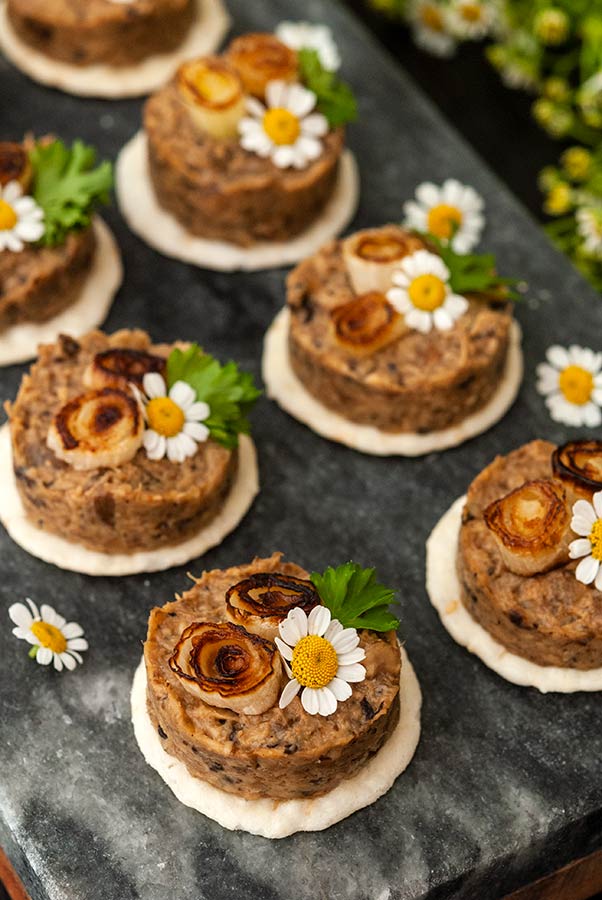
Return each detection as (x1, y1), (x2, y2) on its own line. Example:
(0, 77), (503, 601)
(0, 142), (32, 190)
(225, 33), (298, 99)
(46, 388), (143, 470)
(169, 621), (282, 715)
(552, 440), (602, 506)
(342, 228), (425, 295)
(83, 348), (166, 390)
(331, 292), (407, 356)
(484, 478), (571, 576)
(177, 57), (245, 139)
(225, 572), (321, 640)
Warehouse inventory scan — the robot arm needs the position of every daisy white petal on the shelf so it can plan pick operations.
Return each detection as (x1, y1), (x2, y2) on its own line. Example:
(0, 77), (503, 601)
(301, 687), (320, 715)
(185, 401), (210, 422)
(337, 647), (366, 666)
(307, 605), (331, 636)
(336, 663), (366, 682)
(595, 567), (602, 592)
(53, 655), (63, 672)
(324, 619), (344, 642)
(62, 622), (84, 640)
(279, 678), (301, 709)
(593, 491), (602, 519)
(331, 628), (361, 654)
(275, 637), (294, 661)
(183, 422), (210, 442)
(169, 380), (196, 410)
(36, 647), (53, 666)
(569, 538), (593, 559)
(143, 430), (166, 460)
(9, 602), (34, 630)
(266, 79), (288, 109)
(67, 638), (88, 652)
(142, 372), (166, 399)
(316, 687), (338, 717)
(576, 554), (600, 585)
(572, 499), (597, 530)
(327, 676), (353, 701)
(60, 653), (77, 671)
(546, 345), (570, 370)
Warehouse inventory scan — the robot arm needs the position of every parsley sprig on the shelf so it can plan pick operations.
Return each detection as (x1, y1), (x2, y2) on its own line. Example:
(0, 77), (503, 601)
(311, 563), (400, 632)
(424, 232), (521, 302)
(298, 49), (358, 128)
(166, 345), (260, 449)
(29, 139), (113, 247)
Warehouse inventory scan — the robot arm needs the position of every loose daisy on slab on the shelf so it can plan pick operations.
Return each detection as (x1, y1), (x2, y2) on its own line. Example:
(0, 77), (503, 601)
(569, 492), (602, 591)
(275, 606), (366, 717)
(403, 179), (485, 253)
(9, 599), (87, 671)
(0, 181), (45, 252)
(133, 373), (210, 463)
(449, 0), (493, 40)
(275, 21), (341, 71)
(536, 345), (602, 428)
(387, 249), (469, 333)
(409, 0), (456, 57)
(239, 80), (329, 170)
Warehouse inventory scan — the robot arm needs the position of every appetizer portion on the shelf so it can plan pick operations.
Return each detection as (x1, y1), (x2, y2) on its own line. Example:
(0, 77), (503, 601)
(3, 329), (259, 568)
(263, 218), (522, 452)
(0, 137), (120, 364)
(143, 554), (409, 803)
(0, 0), (230, 99)
(458, 440), (602, 669)
(7, 0), (195, 67)
(116, 22), (359, 268)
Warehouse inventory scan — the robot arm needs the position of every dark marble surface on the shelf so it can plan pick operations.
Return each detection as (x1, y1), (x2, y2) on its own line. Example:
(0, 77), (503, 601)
(1, 2), (602, 899)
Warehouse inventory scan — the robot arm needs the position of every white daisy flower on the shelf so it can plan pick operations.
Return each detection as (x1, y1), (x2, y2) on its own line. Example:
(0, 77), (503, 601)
(403, 178), (485, 252)
(0, 181), (45, 252)
(9, 598), (87, 671)
(577, 206), (602, 259)
(239, 80), (329, 170)
(536, 345), (602, 428)
(449, 0), (493, 40)
(133, 373), (211, 463)
(386, 249), (469, 333)
(275, 21), (341, 71)
(569, 492), (602, 591)
(275, 606), (366, 717)
(409, 1), (456, 57)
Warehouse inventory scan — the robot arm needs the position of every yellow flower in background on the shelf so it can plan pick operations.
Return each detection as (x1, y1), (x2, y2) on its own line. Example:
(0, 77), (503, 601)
(543, 77), (571, 103)
(533, 8), (570, 46)
(561, 147), (592, 182)
(544, 183), (572, 216)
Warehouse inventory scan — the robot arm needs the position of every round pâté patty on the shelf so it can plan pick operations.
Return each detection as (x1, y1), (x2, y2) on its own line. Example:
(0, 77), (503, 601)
(144, 82), (344, 246)
(458, 440), (602, 669)
(7, 329), (237, 555)
(286, 225), (513, 433)
(7, 0), (194, 67)
(145, 553), (401, 801)
(0, 226), (95, 334)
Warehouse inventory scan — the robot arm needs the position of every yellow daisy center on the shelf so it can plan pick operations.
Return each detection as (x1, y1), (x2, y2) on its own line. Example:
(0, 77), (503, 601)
(589, 519), (602, 562)
(31, 620), (67, 654)
(291, 635), (338, 689)
(460, 3), (483, 22)
(420, 4), (444, 31)
(558, 364), (593, 406)
(0, 199), (18, 231)
(147, 397), (185, 437)
(427, 203), (463, 239)
(263, 108), (301, 146)
(408, 273), (447, 311)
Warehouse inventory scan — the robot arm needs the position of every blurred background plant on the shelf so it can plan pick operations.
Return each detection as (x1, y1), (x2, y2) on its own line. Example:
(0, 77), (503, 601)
(364, 0), (602, 290)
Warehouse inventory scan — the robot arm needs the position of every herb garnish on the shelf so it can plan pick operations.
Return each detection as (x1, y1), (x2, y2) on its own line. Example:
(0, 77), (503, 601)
(298, 49), (358, 128)
(424, 232), (521, 301)
(166, 344), (261, 449)
(29, 140), (113, 247)
(311, 562), (400, 632)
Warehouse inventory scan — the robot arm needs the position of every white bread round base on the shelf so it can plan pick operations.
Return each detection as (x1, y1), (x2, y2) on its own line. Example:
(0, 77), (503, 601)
(116, 132), (360, 272)
(0, 0), (230, 99)
(0, 217), (122, 367)
(0, 427), (258, 576)
(426, 495), (602, 692)
(262, 308), (523, 456)
(130, 644), (421, 838)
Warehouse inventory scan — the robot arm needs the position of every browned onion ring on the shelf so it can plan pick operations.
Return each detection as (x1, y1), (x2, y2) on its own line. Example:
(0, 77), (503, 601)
(552, 440), (602, 503)
(83, 348), (166, 390)
(168, 621), (281, 715)
(225, 572), (320, 640)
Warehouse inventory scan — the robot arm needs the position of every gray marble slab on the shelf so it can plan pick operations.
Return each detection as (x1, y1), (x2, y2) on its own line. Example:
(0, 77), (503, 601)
(1, 2), (602, 899)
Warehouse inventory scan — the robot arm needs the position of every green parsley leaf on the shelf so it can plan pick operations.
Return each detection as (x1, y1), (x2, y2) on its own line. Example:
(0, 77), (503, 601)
(298, 48), (358, 128)
(310, 562), (400, 632)
(166, 344), (261, 449)
(424, 232), (521, 302)
(29, 139), (113, 247)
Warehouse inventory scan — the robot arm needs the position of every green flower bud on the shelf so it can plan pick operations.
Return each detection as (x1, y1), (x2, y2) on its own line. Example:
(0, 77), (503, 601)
(561, 147), (593, 182)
